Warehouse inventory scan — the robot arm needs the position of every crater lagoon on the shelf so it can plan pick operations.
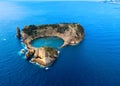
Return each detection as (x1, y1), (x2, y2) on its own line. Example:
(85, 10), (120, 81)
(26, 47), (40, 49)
(30, 36), (64, 48)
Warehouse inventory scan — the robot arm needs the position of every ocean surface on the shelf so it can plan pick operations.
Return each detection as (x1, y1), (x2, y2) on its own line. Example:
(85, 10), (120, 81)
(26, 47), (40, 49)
(0, 1), (120, 86)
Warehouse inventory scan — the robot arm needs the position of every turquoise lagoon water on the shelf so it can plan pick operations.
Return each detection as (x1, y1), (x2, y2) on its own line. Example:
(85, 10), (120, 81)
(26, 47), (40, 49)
(0, 1), (120, 86)
(31, 36), (64, 48)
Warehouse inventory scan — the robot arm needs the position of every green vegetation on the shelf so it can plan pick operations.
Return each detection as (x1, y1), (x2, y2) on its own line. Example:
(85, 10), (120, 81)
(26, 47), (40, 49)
(77, 24), (84, 35)
(22, 25), (37, 35)
(22, 24), (70, 35)
(38, 24), (68, 33)
(22, 23), (84, 36)
(56, 25), (68, 33)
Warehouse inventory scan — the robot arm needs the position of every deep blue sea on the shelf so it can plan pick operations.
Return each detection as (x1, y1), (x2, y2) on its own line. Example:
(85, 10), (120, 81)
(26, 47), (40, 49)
(0, 1), (120, 86)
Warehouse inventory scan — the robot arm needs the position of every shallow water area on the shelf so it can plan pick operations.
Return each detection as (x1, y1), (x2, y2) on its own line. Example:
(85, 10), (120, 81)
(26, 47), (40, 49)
(30, 36), (64, 49)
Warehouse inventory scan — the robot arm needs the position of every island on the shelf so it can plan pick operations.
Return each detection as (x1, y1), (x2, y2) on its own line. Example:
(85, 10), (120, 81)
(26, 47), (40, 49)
(17, 23), (84, 67)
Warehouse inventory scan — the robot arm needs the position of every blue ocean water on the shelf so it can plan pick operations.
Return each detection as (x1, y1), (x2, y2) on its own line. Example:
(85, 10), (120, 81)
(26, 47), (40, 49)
(31, 36), (64, 48)
(0, 1), (120, 86)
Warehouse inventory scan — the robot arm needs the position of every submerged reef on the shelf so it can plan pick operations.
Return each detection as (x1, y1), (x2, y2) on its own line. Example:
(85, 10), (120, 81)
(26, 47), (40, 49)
(18, 23), (84, 67)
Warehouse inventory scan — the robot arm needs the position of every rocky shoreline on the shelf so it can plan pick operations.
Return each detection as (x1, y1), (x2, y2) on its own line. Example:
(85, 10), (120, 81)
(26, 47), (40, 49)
(17, 23), (84, 67)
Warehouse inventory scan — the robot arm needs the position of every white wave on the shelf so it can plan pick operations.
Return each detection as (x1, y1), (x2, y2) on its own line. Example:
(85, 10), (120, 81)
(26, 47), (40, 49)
(21, 42), (28, 50)
(45, 67), (49, 70)
(24, 46), (27, 50)
(18, 49), (26, 57)
(18, 51), (22, 56)
(20, 49), (25, 54)
(58, 50), (60, 54)
(30, 61), (45, 68)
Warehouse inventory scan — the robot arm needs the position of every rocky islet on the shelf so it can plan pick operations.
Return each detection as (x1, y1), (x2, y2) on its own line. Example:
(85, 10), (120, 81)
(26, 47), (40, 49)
(17, 23), (84, 67)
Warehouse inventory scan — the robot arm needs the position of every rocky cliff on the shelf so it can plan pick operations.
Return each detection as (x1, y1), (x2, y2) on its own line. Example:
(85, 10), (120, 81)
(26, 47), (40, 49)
(16, 27), (21, 38)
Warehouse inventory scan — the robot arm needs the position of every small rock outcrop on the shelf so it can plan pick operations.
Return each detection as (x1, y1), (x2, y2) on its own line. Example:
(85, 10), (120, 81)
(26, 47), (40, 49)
(21, 23), (84, 67)
(16, 27), (21, 38)
(31, 47), (58, 66)
(26, 49), (35, 59)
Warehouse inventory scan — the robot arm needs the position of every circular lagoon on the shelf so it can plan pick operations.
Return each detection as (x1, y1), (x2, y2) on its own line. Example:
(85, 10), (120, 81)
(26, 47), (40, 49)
(30, 36), (64, 48)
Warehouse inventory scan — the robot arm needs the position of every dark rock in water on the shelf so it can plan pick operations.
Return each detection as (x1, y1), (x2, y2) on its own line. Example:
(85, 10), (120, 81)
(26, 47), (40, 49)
(25, 49), (35, 59)
(16, 27), (21, 38)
